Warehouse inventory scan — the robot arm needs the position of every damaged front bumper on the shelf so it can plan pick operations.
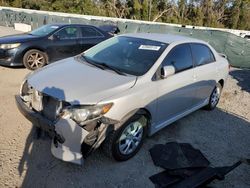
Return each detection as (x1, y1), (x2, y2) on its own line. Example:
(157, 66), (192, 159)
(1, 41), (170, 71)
(15, 95), (113, 165)
(15, 95), (62, 140)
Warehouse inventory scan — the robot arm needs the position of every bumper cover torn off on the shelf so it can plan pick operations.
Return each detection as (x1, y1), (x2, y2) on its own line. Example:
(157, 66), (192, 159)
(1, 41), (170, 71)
(15, 95), (88, 165)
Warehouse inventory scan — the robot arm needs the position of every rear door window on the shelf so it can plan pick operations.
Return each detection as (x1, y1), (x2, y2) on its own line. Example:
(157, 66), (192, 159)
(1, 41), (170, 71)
(190, 44), (215, 66)
(81, 27), (104, 38)
(162, 44), (193, 73)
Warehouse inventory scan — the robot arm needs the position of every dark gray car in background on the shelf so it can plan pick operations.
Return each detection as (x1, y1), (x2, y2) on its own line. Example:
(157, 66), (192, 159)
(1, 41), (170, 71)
(0, 24), (114, 70)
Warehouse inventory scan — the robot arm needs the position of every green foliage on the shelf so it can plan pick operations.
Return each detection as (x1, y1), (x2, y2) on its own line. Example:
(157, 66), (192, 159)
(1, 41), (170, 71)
(0, 0), (249, 30)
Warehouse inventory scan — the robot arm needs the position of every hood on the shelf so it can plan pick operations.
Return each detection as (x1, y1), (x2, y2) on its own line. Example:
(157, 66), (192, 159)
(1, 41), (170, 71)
(0, 34), (41, 43)
(27, 57), (136, 105)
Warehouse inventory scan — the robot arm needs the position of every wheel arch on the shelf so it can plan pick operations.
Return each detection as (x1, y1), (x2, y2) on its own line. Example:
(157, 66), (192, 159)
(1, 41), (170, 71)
(136, 108), (152, 122)
(22, 47), (49, 64)
(218, 79), (224, 88)
(117, 107), (152, 135)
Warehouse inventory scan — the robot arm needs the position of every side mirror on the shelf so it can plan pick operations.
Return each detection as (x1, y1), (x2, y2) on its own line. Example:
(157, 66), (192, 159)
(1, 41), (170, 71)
(51, 34), (60, 41)
(161, 65), (175, 79)
(48, 34), (58, 41)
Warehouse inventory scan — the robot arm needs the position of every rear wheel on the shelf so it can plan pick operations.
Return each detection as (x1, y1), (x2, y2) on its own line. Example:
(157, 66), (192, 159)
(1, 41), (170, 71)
(102, 114), (148, 161)
(204, 83), (222, 110)
(23, 49), (48, 70)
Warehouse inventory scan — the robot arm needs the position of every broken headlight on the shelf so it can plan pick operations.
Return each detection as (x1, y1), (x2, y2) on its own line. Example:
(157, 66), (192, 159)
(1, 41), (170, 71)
(61, 103), (113, 125)
(20, 80), (30, 96)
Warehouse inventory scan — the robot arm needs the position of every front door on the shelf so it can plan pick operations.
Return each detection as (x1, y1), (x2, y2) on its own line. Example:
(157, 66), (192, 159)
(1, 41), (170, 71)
(48, 26), (79, 62)
(155, 44), (196, 128)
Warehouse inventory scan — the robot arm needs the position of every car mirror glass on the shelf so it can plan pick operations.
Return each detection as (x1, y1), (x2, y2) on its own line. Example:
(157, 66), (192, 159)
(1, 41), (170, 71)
(161, 65), (175, 79)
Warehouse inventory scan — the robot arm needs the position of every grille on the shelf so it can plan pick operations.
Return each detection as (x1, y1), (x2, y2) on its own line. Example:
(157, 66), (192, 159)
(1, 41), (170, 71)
(30, 89), (69, 121)
(41, 95), (62, 121)
(30, 90), (61, 121)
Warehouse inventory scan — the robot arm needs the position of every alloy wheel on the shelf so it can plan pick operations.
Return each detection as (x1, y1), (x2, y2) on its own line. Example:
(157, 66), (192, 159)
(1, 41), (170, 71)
(211, 86), (220, 107)
(118, 121), (144, 155)
(26, 52), (45, 69)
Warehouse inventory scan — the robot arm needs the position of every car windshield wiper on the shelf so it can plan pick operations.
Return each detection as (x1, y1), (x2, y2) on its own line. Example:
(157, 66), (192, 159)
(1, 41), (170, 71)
(82, 56), (126, 76)
(98, 62), (127, 76)
(81, 56), (105, 70)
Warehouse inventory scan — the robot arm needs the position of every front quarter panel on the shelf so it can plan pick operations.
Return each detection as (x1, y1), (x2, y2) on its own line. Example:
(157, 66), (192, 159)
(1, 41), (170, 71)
(100, 80), (158, 131)
(13, 38), (48, 64)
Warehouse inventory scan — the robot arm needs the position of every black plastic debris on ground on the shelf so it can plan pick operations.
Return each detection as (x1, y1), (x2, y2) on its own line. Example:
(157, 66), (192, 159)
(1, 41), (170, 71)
(169, 161), (244, 188)
(149, 142), (249, 188)
(149, 171), (182, 188)
(149, 142), (210, 170)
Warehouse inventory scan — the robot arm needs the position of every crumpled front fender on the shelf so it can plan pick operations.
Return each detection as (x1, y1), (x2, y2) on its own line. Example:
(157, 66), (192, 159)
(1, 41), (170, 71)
(51, 118), (89, 165)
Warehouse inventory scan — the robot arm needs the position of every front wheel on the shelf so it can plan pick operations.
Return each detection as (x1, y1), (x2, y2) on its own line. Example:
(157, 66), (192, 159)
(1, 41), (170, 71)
(23, 49), (48, 70)
(204, 83), (222, 110)
(102, 114), (148, 161)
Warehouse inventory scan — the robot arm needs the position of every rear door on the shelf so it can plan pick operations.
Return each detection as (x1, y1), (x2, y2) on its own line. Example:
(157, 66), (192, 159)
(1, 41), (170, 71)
(48, 26), (79, 62)
(190, 43), (217, 105)
(155, 43), (196, 127)
(78, 26), (106, 53)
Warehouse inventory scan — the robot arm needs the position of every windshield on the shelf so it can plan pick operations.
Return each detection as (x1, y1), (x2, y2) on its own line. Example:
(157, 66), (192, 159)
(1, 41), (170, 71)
(30, 25), (59, 36)
(83, 36), (168, 76)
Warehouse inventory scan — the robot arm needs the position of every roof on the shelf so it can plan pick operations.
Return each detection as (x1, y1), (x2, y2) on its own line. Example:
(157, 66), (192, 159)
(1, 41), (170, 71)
(46, 23), (90, 27)
(121, 33), (204, 44)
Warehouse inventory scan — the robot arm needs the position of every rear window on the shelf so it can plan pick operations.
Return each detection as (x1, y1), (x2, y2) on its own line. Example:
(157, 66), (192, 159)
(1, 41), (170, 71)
(191, 44), (215, 66)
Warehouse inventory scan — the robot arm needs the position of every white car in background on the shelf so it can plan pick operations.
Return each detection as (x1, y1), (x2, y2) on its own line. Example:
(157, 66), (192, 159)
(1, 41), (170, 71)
(16, 33), (229, 165)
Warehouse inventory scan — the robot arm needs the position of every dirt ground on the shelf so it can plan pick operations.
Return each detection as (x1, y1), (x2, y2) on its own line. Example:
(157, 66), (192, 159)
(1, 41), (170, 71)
(0, 26), (249, 188)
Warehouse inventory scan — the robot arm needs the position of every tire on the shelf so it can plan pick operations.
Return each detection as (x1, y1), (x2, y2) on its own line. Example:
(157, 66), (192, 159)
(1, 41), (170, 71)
(102, 114), (148, 161)
(23, 49), (48, 70)
(204, 83), (222, 110)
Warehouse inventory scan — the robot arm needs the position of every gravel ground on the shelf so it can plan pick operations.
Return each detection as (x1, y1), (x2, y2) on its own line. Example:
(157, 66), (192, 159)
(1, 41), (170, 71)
(0, 26), (249, 188)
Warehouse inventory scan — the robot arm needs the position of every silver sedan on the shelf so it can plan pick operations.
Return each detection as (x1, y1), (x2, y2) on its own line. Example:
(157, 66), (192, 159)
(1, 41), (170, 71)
(16, 33), (229, 165)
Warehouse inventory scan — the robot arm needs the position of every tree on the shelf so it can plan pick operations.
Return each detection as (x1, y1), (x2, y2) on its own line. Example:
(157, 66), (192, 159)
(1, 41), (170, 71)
(237, 0), (250, 30)
(202, 0), (213, 26)
(1, 0), (250, 30)
(178, 0), (186, 23)
(230, 0), (242, 29)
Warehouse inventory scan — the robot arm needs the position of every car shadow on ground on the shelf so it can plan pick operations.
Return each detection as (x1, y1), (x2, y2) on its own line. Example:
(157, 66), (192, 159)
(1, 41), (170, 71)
(0, 64), (25, 69)
(18, 108), (250, 188)
(230, 69), (250, 93)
